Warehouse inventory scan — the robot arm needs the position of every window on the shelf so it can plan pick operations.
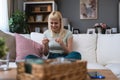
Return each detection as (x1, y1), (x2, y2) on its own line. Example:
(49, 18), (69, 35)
(0, 0), (9, 31)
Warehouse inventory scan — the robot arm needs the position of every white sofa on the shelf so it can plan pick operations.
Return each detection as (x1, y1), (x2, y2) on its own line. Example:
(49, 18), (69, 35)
(1, 30), (120, 79)
(73, 33), (120, 79)
(30, 32), (120, 79)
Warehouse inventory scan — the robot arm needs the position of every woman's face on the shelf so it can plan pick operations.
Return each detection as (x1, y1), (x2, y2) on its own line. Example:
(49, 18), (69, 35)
(49, 18), (61, 33)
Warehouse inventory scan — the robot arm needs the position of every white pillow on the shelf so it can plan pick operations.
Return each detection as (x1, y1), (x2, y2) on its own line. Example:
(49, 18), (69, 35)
(30, 32), (48, 59)
(97, 34), (120, 65)
(73, 34), (97, 63)
(30, 32), (44, 44)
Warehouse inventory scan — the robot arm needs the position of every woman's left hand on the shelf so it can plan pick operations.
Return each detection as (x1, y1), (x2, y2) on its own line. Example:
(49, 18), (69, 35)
(55, 38), (64, 45)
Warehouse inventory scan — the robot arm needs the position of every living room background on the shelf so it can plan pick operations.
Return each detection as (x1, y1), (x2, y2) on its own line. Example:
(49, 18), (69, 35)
(10, 0), (119, 33)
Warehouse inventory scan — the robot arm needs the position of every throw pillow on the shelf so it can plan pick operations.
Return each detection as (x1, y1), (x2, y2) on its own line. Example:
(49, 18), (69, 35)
(97, 34), (120, 65)
(73, 34), (97, 63)
(15, 33), (43, 61)
(0, 30), (16, 61)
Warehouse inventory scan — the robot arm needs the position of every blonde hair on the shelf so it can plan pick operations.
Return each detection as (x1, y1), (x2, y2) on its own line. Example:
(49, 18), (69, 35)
(48, 11), (66, 38)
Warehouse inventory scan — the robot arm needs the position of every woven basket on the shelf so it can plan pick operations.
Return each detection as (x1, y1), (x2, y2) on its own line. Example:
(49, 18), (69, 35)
(17, 59), (87, 80)
(26, 0), (54, 1)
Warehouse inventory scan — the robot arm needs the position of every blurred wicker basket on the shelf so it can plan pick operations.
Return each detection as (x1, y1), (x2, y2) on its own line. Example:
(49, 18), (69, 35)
(26, 0), (54, 1)
(17, 59), (87, 80)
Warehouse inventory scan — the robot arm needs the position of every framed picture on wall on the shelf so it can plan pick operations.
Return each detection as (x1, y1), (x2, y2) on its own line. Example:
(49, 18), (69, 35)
(87, 28), (95, 34)
(73, 29), (80, 34)
(80, 0), (98, 19)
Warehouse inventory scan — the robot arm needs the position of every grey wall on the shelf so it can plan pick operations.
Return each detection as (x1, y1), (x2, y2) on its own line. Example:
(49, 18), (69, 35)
(57, 0), (119, 33)
(19, 0), (119, 33)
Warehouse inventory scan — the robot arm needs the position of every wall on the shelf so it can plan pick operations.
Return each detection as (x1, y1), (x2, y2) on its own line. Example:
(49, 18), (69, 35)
(19, 0), (119, 33)
(119, 0), (120, 32)
(57, 0), (119, 33)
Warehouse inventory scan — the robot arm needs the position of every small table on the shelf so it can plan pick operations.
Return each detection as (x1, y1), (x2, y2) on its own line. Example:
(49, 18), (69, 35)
(0, 68), (118, 80)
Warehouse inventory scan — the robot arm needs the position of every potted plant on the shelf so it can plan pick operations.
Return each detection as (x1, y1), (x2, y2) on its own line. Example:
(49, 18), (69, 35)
(0, 37), (8, 58)
(9, 10), (29, 34)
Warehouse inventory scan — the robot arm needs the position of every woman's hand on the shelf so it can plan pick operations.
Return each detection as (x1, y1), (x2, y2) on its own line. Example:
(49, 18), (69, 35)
(42, 38), (49, 56)
(42, 38), (49, 46)
(55, 37), (64, 45)
(55, 37), (73, 53)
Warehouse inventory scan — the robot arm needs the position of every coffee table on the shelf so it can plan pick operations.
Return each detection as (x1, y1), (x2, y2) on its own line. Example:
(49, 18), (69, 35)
(0, 68), (118, 80)
(0, 68), (17, 80)
(87, 69), (118, 80)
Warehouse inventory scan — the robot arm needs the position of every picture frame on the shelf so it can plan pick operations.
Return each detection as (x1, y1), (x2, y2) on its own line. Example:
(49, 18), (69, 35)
(73, 29), (80, 34)
(80, 0), (98, 19)
(35, 27), (40, 33)
(36, 15), (43, 22)
(105, 29), (112, 34)
(87, 28), (95, 34)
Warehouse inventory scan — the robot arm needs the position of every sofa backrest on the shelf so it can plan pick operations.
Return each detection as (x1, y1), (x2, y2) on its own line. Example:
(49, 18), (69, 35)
(30, 32), (43, 44)
(97, 34), (120, 65)
(4, 31), (120, 65)
(31, 32), (97, 63)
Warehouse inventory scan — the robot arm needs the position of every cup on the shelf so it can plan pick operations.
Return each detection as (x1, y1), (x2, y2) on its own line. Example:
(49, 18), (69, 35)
(0, 53), (9, 71)
(0, 59), (9, 70)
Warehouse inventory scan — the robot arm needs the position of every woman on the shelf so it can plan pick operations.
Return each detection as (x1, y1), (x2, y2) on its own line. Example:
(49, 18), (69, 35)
(26, 11), (81, 59)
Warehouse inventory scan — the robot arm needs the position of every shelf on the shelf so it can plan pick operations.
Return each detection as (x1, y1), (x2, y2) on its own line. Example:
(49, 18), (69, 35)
(27, 21), (48, 24)
(31, 11), (51, 14)
(24, 1), (57, 33)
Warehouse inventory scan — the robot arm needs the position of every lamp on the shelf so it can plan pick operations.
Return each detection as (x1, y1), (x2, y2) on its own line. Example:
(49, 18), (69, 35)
(62, 18), (71, 30)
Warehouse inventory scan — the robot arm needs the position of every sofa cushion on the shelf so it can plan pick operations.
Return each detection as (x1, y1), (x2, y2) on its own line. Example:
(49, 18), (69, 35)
(97, 34), (120, 65)
(73, 34), (97, 63)
(15, 33), (43, 60)
(30, 32), (43, 44)
(30, 32), (49, 59)
(0, 30), (16, 61)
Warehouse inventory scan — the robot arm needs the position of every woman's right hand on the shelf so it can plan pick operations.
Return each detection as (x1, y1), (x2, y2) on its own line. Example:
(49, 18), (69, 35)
(42, 38), (49, 46)
(42, 38), (49, 56)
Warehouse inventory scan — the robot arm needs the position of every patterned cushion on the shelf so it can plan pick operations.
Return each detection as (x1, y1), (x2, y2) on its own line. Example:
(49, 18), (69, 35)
(15, 33), (43, 61)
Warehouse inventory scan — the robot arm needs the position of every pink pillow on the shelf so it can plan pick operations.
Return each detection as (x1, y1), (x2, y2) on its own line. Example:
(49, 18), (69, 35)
(15, 33), (43, 60)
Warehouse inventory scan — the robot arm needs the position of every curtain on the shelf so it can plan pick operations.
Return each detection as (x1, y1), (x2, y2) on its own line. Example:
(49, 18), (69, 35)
(0, 0), (9, 31)
(8, 0), (14, 18)
(8, 0), (23, 18)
